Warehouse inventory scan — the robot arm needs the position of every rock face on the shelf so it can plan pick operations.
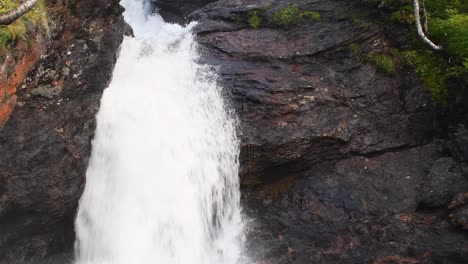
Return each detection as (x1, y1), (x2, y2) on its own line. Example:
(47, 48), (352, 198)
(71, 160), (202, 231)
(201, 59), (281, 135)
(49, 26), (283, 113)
(0, 32), (47, 129)
(245, 144), (468, 263)
(192, 0), (435, 186)
(0, 0), (126, 262)
(152, 0), (216, 24)
(190, 0), (468, 263)
(0, 0), (467, 263)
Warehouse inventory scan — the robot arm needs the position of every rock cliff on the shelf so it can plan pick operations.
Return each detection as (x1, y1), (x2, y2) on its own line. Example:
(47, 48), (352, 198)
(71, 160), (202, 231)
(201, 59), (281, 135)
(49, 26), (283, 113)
(0, 0), (127, 262)
(0, 0), (467, 263)
(188, 0), (468, 262)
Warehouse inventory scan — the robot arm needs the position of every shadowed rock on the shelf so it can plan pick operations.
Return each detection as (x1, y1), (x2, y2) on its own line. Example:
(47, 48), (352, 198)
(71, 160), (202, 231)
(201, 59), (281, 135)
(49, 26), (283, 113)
(0, 0), (127, 262)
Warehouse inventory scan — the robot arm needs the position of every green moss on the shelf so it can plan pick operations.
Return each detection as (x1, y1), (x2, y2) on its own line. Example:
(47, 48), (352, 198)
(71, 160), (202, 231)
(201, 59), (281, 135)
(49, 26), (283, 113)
(352, 0), (468, 105)
(430, 13), (468, 58)
(352, 15), (372, 29)
(269, 6), (321, 28)
(368, 53), (396, 76)
(248, 10), (262, 29)
(300, 11), (321, 22)
(0, 0), (47, 48)
(270, 5), (301, 27)
(349, 43), (360, 54)
(0, 27), (13, 46)
(390, 8), (414, 24)
(398, 50), (451, 104)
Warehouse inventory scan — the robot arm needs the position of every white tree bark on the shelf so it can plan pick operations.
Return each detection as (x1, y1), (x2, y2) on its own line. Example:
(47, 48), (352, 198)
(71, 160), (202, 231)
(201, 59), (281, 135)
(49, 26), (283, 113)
(421, 0), (429, 33)
(413, 0), (442, 50)
(0, 0), (39, 25)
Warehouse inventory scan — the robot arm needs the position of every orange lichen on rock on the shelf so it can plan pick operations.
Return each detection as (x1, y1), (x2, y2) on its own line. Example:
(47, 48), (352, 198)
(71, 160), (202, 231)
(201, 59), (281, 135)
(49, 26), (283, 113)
(0, 34), (45, 128)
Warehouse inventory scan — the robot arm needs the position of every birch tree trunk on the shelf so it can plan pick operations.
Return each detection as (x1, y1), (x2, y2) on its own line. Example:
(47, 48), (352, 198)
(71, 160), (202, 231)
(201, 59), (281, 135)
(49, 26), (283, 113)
(0, 0), (38, 25)
(421, 0), (429, 34)
(413, 0), (442, 50)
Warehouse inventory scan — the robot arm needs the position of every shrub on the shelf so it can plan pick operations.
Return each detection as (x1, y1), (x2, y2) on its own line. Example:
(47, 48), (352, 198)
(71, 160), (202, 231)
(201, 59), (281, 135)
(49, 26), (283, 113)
(430, 13), (468, 58)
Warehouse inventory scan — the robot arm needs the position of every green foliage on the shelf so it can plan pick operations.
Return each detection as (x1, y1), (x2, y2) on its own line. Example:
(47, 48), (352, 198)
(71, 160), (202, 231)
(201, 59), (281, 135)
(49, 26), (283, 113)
(349, 43), (360, 54)
(390, 7), (414, 24)
(269, 6), (321, 28)
(0, 0), (47, 48)
(391, 48), (468, 105)
(368, 53), (396, 75)
(248, 10), (262, 29)
(430, 13), (468, 58)
(0, 27), (12, 46)
(352, 15), (372, 29)
(270, 5), (301, 27)
(398, 50), (451, 104)
(357, 0), (468, 104)
(246, 6), (321, 29)
(300, 11), (321, 22)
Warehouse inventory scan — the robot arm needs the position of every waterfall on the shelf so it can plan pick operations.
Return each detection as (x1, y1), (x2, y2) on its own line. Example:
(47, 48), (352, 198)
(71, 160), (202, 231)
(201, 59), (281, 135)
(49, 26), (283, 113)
(73, 0), (245, 263)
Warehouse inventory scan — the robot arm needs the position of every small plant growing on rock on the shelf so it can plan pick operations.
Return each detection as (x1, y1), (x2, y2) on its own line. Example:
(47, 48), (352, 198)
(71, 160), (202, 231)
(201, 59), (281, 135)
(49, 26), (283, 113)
(270, 6), (301, 27)
(300, 11), (321, 22)
(368, 53), (396, 76)
(270, 6), (321, 28)
(248, 10), (262, 29)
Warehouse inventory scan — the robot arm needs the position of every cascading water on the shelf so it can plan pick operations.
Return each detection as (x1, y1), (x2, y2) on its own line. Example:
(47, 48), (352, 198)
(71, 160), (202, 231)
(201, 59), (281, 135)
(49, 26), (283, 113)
(73, 0), (245, 263)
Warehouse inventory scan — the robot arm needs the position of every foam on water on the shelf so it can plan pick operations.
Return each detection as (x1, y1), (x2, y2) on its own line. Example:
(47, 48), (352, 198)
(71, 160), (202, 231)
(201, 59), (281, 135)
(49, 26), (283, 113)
(74, 0), (245, 263)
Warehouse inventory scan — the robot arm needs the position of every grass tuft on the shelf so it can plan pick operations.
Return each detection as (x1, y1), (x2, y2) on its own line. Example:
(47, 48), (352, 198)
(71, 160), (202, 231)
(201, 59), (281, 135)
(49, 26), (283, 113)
(368, 53), (396, 76)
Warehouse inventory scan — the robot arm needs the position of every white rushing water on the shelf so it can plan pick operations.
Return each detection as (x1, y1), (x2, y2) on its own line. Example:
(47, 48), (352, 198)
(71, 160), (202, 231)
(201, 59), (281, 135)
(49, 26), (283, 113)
(74, 0), (245, 263)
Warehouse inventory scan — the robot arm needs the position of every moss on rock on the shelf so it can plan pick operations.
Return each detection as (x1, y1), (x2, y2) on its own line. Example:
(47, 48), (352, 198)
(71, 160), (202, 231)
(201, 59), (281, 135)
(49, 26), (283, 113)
(0, 0), (47, 49)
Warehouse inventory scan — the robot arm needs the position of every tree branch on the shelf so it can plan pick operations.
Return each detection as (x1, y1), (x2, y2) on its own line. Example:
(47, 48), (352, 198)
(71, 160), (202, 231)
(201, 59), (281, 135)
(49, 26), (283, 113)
(413, 0), (442, 50)
(0, 0), (39, 26)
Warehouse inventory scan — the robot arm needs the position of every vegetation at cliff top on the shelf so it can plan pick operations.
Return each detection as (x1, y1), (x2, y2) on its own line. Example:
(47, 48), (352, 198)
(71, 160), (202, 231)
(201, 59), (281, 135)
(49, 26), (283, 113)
(356, 0), (468, 105)
(0, 0), (47, 48)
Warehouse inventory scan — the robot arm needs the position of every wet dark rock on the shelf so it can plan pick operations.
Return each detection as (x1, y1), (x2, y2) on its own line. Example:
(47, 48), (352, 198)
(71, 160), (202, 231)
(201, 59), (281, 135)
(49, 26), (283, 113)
(450, 205), (468, 230)
(151, 0), (216, 24)
(449, 192), (468, 210)
(192, 0), (468, 262)
(449, 193), (468, 230)
(419, 157), (468, 208)
(194, 0), (434, 186)
(0, 0), (126, 262)
(0, 0), (466, 263)
(244, 144), (468, 263)
(448, 135), (468, 175)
